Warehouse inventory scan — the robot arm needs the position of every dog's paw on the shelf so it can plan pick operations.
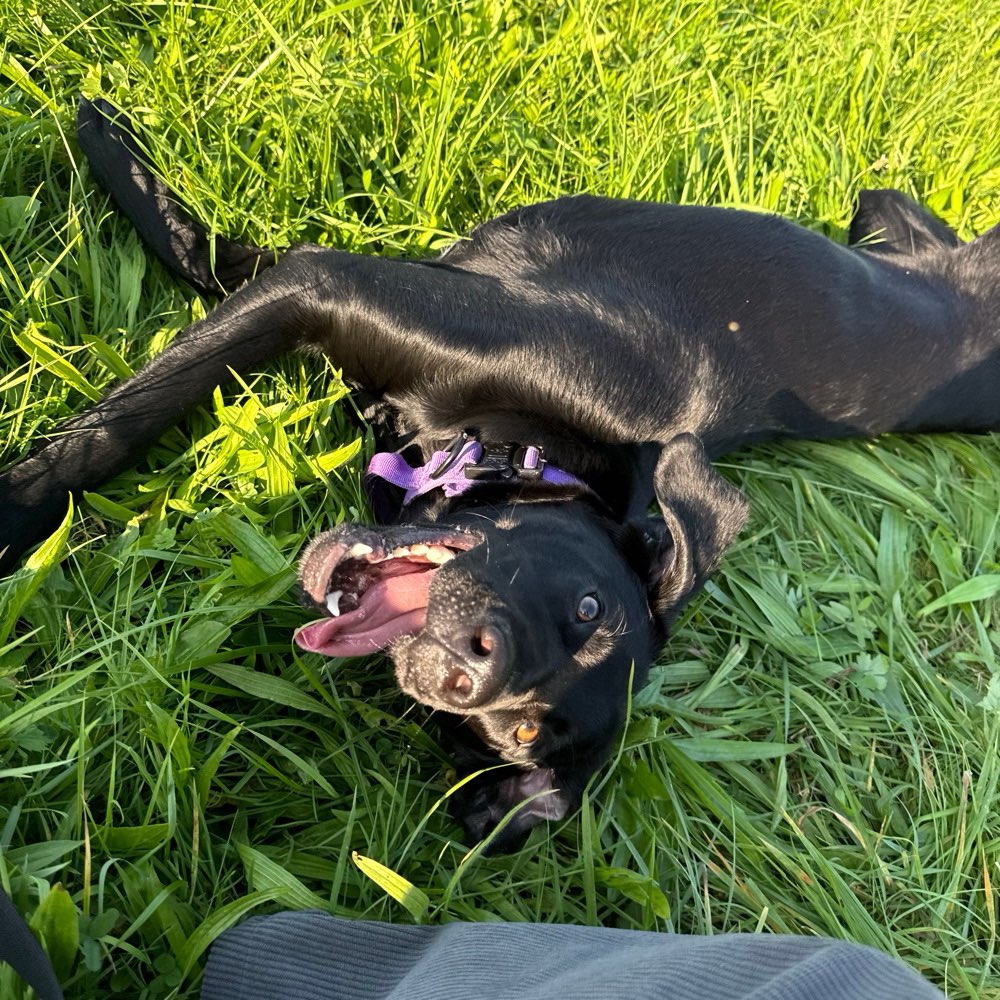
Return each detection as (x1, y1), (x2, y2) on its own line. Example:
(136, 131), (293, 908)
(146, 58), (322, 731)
(0, 463), (72, 575)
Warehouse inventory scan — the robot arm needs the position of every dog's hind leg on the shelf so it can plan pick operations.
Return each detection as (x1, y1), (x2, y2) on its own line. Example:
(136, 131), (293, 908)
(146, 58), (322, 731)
(845, 190), (1000, 434)
(76, 97), (276, 295)
(848, 189), (962, 254)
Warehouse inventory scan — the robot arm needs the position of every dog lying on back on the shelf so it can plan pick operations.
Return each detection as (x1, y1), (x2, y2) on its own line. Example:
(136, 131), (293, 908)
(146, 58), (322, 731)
(2, 98), (998, 850)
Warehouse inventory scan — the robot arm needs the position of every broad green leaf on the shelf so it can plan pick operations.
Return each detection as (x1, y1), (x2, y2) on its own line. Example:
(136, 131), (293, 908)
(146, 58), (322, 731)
(29, 883), (79, 980)
(263, 421), (296, 495)
(24, 495), (74, 574)
(981, 674), (1000, 713)
(144, 702), (192, 787)
(236, 843), (329, 910)
(207, 663), (337, 718)
(82, 334), (134, 379)
(0, 54), (55, 108)
(177, 889), (284, 975)
(237, 568), (299, 613)
(919, 575), (1000, 616)
(595, 867), (671, 919)
(314, 437), (362, 473)
(13, 323), (101, 400)
(876, 506), (910, 598)
(196, 726), (243, 804)
(197, 512), (287, 575)
(0, 195), (39, 237)
(672, 737), (796, 762)
(0, 496), (74, 645)
(3, 841), (82, 877)
(175, 621), (232, 661)
(83, 491), (143, 523)
(101, 824), (171, 853)
(352, 852), (429, 920)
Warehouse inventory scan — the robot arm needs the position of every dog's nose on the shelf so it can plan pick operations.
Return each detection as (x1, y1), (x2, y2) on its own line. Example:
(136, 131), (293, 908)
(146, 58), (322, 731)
(468, 623), (504, 662)
(437, 624), (507, 707)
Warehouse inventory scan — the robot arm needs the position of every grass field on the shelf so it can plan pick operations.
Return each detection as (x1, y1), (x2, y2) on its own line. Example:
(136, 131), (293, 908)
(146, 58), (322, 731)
(2, 1), (999, 997)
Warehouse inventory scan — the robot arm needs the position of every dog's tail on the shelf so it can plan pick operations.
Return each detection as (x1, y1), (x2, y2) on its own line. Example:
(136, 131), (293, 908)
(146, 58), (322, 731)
(76, 97), (277, 296)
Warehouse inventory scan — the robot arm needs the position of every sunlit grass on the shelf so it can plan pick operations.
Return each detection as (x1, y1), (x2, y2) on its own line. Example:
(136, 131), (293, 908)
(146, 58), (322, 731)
(1, 1), (999, 997)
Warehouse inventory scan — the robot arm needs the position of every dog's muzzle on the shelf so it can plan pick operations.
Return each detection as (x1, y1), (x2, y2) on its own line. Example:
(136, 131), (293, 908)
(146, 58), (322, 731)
(396, 619), (513, 710)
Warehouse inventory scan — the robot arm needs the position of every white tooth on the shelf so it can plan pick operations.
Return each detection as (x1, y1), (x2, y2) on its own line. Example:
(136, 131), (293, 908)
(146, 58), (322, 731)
(425, 546), (455, 564)
(408, 544), (428, 556)
(349, 543), (373, 557)
(391, 546), (411, 558)
(326, 590), (344, 617)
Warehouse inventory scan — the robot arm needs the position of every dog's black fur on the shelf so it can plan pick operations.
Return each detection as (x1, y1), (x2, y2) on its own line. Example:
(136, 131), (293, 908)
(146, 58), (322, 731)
(2, 99), (998, 850)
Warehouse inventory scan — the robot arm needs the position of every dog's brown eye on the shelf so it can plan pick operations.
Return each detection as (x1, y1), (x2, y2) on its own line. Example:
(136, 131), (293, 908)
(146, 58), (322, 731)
(515, 722), (540, 745)
(576, 594), (601, 622)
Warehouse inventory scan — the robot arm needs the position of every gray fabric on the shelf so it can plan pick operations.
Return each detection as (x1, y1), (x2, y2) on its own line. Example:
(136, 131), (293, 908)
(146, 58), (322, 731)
(201, 911), (944, 1000)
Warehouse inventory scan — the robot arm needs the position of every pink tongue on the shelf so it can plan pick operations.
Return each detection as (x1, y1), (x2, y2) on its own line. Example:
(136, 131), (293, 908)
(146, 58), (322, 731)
(294, 571), (433, 657)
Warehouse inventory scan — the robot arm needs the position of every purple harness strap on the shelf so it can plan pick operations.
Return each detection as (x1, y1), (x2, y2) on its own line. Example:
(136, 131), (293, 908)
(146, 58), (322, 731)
(366, 437), (583, 506)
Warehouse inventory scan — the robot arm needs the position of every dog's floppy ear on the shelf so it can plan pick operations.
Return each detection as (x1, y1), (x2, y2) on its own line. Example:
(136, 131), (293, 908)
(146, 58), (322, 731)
(634, 434), (748, 626)
(449, 766), (572, 854)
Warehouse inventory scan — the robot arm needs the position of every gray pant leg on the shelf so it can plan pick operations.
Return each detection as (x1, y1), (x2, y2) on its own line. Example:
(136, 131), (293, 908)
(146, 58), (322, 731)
(201, 912), (944, 1000)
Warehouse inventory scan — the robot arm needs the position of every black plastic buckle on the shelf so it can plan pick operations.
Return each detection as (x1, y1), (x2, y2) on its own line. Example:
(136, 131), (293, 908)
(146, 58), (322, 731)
(464, 443), (516, 481)
(464, 443), (546, 482)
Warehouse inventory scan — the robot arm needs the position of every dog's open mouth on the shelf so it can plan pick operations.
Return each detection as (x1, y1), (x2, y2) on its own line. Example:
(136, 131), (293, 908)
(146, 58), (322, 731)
(294, 525), (480, 657)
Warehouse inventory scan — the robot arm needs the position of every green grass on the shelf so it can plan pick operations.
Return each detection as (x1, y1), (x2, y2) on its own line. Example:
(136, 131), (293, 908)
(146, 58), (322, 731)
(2, 1), (999, 997)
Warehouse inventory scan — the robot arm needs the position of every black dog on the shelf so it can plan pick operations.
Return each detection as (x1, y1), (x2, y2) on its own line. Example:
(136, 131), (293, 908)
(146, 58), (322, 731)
(2, 99), (998, 850)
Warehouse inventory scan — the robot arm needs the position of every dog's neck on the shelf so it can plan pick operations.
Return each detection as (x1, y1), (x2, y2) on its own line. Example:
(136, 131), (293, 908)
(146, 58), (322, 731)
(366, 432), (589, 506)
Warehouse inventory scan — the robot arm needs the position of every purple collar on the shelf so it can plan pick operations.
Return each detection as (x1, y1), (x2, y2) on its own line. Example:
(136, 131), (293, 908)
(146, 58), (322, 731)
(366, 433), (586, 506)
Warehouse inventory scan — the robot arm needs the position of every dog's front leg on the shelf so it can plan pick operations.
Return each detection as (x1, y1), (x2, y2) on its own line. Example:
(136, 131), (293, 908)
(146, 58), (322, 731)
(0, 257), (327, 572)
(0, 243), (503, 571)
